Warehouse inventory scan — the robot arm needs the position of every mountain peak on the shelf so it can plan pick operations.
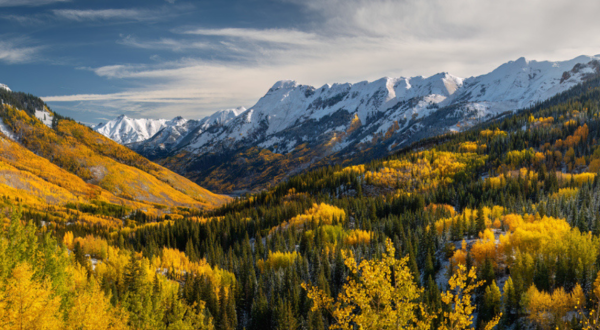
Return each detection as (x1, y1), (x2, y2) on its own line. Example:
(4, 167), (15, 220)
(269, 80), (297, 92)
(514, 56), (528, 65)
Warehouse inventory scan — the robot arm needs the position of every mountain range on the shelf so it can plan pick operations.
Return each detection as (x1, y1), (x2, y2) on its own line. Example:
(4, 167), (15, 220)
(90, 55), (600, 194)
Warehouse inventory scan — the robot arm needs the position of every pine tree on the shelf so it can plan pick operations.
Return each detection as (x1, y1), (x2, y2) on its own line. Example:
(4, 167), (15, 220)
(503, 276), (517, 321)
(476, 204), (486, 233)
(477, 280), (502, 329)
(307, 309), (325, 330)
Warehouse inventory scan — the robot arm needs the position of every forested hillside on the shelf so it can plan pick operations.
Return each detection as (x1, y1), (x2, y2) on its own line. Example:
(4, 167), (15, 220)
(0, 89), (229, 212)
(4, 73), (600, 329)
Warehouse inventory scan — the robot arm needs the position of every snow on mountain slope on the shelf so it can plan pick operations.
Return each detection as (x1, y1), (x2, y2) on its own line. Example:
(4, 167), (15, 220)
(98, 55), (600, 193)
(0, 83), (10, 92)
(118, 107), (245, 159)
(94, 115), (168, 144)
(447, 56), (600, 117)
(102, 56), (600, 152)
(180, 56), (599, 156)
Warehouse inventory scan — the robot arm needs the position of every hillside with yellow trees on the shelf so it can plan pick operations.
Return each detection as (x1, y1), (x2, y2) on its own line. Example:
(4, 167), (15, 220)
(0, 96), (229, 217)
(8, 72), (600, 330)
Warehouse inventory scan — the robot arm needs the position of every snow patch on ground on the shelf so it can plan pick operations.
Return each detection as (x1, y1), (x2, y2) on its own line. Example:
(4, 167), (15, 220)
(35, 109), (53, 128)
(0, 118), (16, 140)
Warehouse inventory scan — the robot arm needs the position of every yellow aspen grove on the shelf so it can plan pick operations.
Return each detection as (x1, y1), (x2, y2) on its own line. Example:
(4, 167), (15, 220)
(439, 264), (500, 330)
(0, 263), (63, 330)
(302, 238), (433, 330)
(65, 280), (129, 330)
(524, 284), (582, 329)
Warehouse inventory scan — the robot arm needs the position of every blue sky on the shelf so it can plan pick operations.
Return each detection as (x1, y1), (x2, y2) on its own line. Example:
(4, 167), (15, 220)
(2, 0), (600, 125)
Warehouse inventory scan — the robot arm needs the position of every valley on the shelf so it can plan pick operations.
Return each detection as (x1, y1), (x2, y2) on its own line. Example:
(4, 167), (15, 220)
(2, 55), (600, 329)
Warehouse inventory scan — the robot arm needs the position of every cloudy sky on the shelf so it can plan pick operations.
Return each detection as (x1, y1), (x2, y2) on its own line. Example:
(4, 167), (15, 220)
(1, 0), (600, 125)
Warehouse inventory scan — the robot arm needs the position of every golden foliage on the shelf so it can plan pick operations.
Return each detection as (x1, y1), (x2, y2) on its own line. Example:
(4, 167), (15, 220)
(480, 128), (507, 139)
(302, 238), (432, 330)
(459, 141), (485, 153)
(63, 231), (74, 250)
(556, 172), (596, 186)
(434, 206), (504, 235)
(439, 264), (500, 330)
(524, 284), (582, 330)
(0, 104), (228, 210)
(530, 116), (554, 127)
(271, 203), (346, 234)
(486, 168), (539, 189)
(0, 263), (62, 330)
(257, 251), (301, 272)
(551, 187), (579, 199)
(153, 247), (235, 288)
(344, 229), (373, 246)
(498, 214), (598, 272)
(554, 124), (589, 150)
(426, 203), (456, 216)
(65, 280), (129, 330)
(364, 151), (486, 192)
(470, 229), (499, 267)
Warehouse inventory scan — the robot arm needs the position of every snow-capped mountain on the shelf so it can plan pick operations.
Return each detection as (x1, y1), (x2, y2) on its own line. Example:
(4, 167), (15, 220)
(127, 107), (245, 159)
(97, 55), (600, 193)
(0, 83), (10, 92)
(177, 56), (599, 153)
(94, 115), (169, 144)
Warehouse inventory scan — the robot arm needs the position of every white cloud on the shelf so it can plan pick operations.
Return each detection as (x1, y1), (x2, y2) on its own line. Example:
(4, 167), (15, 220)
(182, 28), (320, 46)
(52, 9), (157, 22)
(0, 0), (69, 7)
(117, 35), (213, 52)
(45, 0), (600, 120)
(0, 40), (40, 64)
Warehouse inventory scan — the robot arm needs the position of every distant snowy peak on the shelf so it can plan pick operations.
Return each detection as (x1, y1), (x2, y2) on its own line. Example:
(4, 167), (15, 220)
(0, 83), (10, 92)
(96, 107), (246, 148)
(456, 55), (600, 104)
(200, 107), (245, 128)
(94, 115), (168, 144)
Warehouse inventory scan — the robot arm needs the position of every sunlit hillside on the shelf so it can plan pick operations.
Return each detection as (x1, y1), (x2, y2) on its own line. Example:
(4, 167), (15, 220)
(0, 90), (230, 217)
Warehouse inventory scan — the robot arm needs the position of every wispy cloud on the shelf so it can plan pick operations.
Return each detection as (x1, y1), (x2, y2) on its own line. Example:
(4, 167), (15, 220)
(52, 8), (158, 22)
(0, 0), (69, 7)
(0, 40), (40, 64)
(182, 28), (320, 46)
(2, 14), (46, 25)
(44, 0), (600, 121)
(117, 35), (213, 52)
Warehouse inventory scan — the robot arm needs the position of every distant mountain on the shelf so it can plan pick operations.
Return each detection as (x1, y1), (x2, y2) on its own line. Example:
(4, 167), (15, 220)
(0, 89), (230, 213)
(126, 107), (245, 159)
(0, 83), (10, 92)
(96, 55), (600, 194)
(94, 115), (169, 144)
